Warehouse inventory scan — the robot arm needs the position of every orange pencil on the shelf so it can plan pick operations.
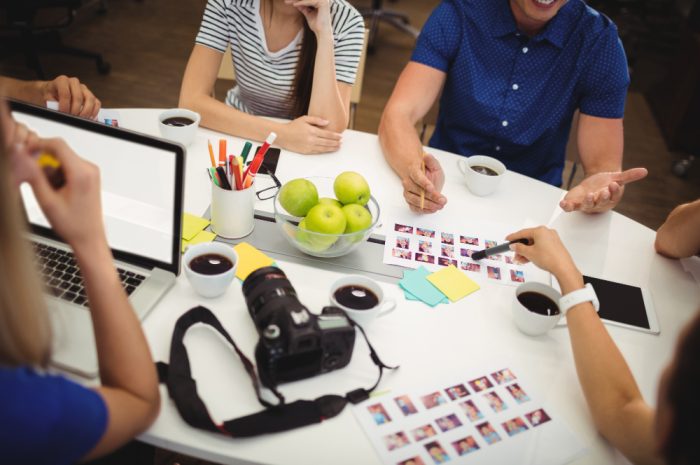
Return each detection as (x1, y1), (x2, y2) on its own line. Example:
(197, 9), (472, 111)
(218, 139), (227, 167)
(207, 140), (216, 168)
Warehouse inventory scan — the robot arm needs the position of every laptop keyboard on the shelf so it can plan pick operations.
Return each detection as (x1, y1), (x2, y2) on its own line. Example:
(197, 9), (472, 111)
(33, 242), (146, 307)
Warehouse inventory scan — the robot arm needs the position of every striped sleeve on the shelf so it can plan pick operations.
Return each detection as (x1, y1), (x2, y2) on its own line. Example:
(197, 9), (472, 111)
(195, 0), (230, 53)
(332, 0), (365, 85)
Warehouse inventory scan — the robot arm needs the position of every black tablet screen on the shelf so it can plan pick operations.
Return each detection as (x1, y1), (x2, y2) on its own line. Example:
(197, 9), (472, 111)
(583, 275), (650, 329)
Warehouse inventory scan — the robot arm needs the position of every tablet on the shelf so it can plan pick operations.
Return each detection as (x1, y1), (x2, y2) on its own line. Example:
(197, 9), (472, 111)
(556, 275), (660, 334)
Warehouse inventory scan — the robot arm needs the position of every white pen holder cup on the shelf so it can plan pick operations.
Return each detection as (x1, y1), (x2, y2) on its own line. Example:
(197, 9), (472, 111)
(210, 183), (255, 239)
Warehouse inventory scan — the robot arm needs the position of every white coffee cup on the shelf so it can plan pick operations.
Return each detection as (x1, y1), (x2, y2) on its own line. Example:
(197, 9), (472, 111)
(329, 275), (396, 326)
(158, 108), (200, 147)
(457, 155), (506, 196)
(512, 282), (562, 336)
(183, 242), (238, 298)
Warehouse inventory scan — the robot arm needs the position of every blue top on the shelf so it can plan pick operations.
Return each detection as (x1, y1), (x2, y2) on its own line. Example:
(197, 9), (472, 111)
(411, 0), (630, 185)
(0, 366), (108, 465)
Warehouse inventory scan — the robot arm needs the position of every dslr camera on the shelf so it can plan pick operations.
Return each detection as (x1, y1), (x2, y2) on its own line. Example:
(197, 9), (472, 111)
(242, 266), (356, 387)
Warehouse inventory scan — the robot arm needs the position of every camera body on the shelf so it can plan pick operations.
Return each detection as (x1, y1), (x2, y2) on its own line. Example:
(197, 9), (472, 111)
(242, 267), (355, 387)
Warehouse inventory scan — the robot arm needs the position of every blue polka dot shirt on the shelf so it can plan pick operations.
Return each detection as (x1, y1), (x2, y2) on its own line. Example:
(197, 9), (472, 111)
(412, 0), (630, 186)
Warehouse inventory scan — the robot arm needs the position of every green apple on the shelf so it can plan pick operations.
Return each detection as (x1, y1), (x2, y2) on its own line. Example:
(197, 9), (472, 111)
(297, 219), (335, 252)
(318, 197), (343, 209)
(278, 178), (319, 217)
(296, 218), (312, 245)
(333, 171), (371, 206)
(342, 204), (372, 233)
(303, 203), (346, 251)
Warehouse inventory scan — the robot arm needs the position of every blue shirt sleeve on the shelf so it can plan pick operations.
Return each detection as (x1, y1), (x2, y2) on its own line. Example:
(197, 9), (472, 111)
(577, 26), (630, 118)
(0, 367), (108, 465)
(411, 0), (463, 72)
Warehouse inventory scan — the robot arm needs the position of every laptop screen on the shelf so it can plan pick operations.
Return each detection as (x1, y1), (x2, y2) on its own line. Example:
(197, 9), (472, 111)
(10, 101), (184, 275)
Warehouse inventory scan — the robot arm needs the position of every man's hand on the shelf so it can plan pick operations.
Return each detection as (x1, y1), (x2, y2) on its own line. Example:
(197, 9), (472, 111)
(402, 153), (447, 213)
(40, 75), (101, 119)
(560, 167), (648, 213)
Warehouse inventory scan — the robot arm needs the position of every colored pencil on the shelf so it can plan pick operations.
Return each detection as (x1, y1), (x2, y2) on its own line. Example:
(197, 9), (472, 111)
(207, 140), (216, 168)
(420, 152), (426, 210)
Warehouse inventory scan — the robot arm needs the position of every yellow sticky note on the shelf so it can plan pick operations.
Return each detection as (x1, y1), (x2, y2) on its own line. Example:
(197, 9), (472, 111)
(234, 242), (275, 281)
(182, 213), (211, 241)
(181, 230), (216, 253)
(426, 265), (480, 302)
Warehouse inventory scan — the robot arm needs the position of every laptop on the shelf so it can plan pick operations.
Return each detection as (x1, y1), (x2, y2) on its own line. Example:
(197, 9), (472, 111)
(10, 100), (185, 378)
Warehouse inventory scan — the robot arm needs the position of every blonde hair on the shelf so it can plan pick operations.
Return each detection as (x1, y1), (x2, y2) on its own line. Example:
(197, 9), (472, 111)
(0, 122), (52, 367)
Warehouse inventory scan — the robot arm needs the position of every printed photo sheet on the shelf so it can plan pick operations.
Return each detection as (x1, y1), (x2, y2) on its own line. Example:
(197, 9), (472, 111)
(383, 216), (549, 286)
(352, 365), (586, 465)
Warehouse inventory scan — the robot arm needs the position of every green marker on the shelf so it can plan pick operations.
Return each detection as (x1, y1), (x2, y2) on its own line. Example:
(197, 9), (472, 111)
(208, 167), (221, 187)
(241, 141), (253, 164)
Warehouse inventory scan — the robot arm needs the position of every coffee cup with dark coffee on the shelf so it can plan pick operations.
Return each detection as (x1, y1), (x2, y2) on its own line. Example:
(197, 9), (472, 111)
(184, 242), (238, 298)
(457, 155), (506, 196)
(158, 108), (201, 147)
(512, 282), (562, 336)
(329, 275), (396, 326)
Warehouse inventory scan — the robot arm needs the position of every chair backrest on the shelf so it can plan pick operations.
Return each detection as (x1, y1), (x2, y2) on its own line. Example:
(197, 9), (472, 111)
(217, 44), (236, 82)
(350, 29), (370, 106)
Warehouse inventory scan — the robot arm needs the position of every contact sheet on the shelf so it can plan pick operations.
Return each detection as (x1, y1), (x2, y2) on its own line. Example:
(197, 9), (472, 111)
(352, 364), (585, 465)
(383, 217), (549, 286)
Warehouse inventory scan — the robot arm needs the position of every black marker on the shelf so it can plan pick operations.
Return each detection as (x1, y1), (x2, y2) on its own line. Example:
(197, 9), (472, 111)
(472, 238), (531, 261)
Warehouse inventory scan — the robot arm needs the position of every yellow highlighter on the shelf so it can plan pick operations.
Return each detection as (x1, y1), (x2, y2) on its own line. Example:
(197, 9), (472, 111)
(36, 152), (66, 189)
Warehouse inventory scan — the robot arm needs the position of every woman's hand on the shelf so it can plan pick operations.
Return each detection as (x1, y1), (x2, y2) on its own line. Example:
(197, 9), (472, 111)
(506, 226), (582, 287)
(19, 137), (106, 252)
(278, 115), (342, 154)
(287, 0), (332, 36)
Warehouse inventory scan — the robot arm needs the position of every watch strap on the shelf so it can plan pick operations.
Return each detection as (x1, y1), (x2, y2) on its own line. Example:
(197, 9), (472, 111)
(559, 283), (599, 316)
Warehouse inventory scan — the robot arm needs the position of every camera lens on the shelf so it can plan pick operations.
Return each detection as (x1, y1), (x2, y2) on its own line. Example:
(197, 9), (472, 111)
(242, 266), (306, 332)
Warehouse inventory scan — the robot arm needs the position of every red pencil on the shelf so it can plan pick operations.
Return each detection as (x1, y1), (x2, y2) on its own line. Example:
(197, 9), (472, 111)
(243, 132), (277, 188)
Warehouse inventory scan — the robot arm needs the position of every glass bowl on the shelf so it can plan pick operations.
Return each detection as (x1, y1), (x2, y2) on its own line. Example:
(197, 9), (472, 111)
(273, 176), (380, 258)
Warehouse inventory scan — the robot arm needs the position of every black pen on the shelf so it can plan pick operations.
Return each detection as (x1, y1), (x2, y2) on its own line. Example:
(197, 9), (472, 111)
(472, 238), (531, 261)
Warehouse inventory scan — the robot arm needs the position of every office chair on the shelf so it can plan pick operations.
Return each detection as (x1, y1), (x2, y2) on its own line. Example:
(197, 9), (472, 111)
(0, 0), (111, 79)
(358, 0), (419, 52)
(216, 30), (370, 129)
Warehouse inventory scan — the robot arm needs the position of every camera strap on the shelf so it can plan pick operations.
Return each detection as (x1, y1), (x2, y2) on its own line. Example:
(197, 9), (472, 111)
(156, 306), (397, 437)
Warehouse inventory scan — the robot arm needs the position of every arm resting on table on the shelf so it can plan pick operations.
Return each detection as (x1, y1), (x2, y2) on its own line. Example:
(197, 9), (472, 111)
(655, 198), (700, 258)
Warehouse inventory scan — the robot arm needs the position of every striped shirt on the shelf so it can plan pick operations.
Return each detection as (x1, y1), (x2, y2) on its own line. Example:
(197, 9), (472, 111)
(196, 0), (365, 118)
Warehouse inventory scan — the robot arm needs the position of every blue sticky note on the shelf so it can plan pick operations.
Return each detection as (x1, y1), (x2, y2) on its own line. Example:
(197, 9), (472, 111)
(400, 266), (448, 307)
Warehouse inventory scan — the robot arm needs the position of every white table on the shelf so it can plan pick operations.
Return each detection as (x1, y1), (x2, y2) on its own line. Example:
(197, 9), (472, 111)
(118, 109), (698, 465)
